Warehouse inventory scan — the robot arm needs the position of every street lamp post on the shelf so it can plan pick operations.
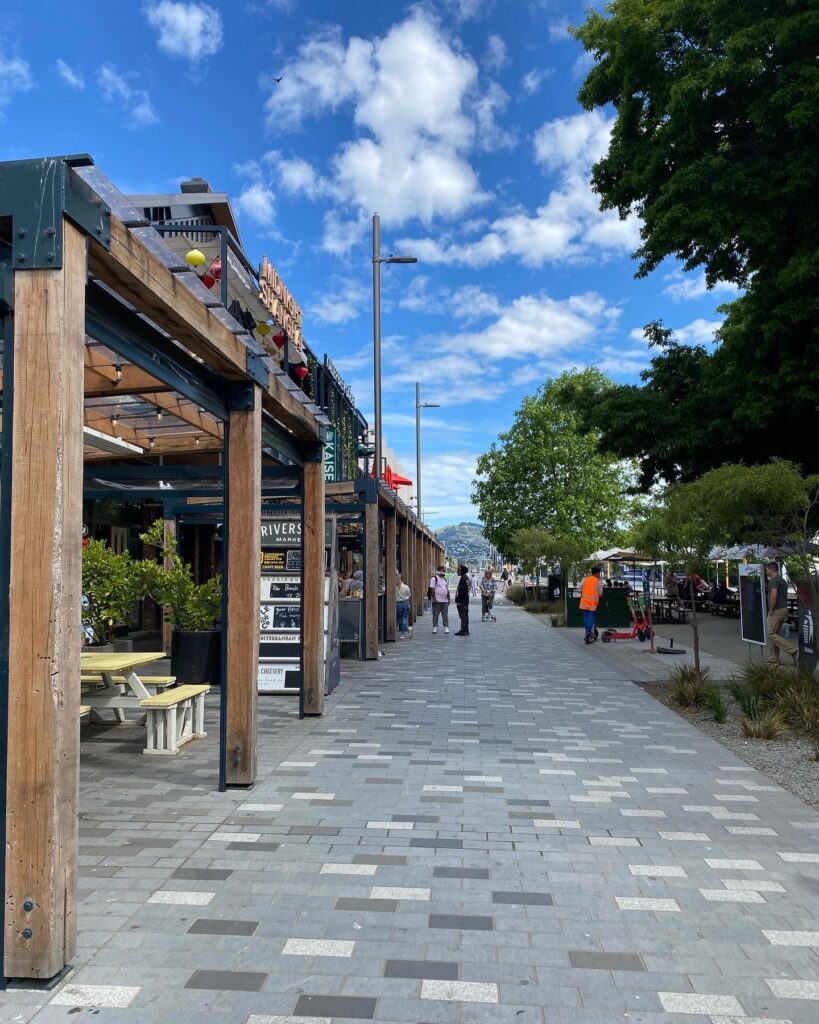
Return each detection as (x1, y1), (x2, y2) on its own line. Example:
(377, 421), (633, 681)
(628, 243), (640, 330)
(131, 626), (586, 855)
(372, 212), (416, 479)
(415, 381), (439, 521)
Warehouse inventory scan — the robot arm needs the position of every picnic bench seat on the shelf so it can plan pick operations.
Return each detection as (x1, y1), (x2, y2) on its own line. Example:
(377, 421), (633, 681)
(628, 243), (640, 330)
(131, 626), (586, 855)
(80, 705), (91, 718)
(139, 684), (210, 756)
(81, 674), (177, 691)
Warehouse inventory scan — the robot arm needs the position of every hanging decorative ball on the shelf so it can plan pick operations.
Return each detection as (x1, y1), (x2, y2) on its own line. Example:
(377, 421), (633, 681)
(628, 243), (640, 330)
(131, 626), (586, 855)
(201, 257), (222, 290)
(185, 249), (206, 267)
(294, 365), (309, 382)
(255, 321), (272, 337)
(273, 334), (286, 350)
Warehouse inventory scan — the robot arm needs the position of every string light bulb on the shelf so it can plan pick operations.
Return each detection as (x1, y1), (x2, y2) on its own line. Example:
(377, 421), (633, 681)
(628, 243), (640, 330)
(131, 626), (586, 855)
(148, 437), (155, 450)
(156, 409), (163, 421)
(114, 364), (123, 383)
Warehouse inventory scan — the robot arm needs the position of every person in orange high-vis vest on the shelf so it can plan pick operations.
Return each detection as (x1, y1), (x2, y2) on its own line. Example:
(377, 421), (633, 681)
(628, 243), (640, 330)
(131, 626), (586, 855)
(579, 565), (604, 644)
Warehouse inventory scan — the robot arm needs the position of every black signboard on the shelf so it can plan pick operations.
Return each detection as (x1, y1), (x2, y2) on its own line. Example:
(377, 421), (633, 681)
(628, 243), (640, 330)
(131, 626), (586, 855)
(796, 578), (818, 673)
(261, 550), (287, 572)
(739, 564), (766, 646)
(262, 575), (302, 600)
(259, 515), (303, 694)
(260, 518), (302, 546)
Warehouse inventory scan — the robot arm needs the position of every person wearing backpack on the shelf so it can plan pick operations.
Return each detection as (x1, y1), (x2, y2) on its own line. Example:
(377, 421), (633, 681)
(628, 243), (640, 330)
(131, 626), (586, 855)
(428, 565), (451, 634)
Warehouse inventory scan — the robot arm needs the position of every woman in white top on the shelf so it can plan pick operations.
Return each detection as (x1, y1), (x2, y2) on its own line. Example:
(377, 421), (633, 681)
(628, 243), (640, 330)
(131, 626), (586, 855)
(396, 574), (412, 638)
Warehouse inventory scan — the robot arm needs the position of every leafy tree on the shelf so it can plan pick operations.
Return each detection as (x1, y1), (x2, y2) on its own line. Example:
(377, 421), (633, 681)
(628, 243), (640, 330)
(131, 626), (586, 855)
(138, 520), (222, 631)
(631, 478), (724, 674)
(572, 0), (819, 487)
(472, 369), (631, 557)
(82, 539), (139, 645)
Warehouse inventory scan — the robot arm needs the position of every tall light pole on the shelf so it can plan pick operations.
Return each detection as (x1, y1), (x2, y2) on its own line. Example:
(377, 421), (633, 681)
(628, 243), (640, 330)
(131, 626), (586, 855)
(372, 212), (416, 479)
(415, 381), (440, 521)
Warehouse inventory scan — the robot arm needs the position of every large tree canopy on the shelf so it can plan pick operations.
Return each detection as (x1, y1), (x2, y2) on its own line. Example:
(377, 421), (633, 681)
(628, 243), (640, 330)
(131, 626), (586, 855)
(572, 0), (819, 487)
(472, 369), (631, 557)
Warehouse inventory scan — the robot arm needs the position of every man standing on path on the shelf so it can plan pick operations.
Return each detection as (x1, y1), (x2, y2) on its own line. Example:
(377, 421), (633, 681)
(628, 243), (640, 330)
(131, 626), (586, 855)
(428, 565), (451, 635)
(579, 564), (604, 644)
(765, 561), (798, 664)
(455, 564), (471, 636)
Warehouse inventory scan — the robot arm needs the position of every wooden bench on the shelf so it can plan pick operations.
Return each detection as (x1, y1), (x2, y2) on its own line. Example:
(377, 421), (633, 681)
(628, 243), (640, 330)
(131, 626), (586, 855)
(80, 705), (91, 719)
(139, 684), (210, 756)
(82, 674), (176, 692)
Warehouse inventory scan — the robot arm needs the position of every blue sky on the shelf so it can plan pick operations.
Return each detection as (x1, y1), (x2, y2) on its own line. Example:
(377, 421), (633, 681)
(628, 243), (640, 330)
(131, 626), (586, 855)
(0, 0), (737, 527)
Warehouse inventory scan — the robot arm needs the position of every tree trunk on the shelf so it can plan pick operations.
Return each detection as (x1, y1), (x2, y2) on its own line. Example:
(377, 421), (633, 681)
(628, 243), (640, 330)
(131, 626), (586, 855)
(689, 586), (701, 675)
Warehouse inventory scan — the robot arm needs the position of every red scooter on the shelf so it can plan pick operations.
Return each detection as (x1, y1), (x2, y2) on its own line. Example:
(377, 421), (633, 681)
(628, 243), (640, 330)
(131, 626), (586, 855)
(601, 593), (654, 643)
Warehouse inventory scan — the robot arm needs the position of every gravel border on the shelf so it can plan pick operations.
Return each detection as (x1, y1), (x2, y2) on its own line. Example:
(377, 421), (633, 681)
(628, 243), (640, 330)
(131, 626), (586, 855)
(639, 681), (819, 811)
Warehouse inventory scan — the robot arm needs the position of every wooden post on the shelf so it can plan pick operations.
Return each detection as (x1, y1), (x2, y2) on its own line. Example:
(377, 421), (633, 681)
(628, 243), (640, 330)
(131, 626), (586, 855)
(364, 499), (379, 659)
(225, 389), (261, 785)
(162, 516), (176, 654)
(384, 512), (397, 642)
(4, 222), (85, 979)
(302, 455), (325, 715)
(415, 528), (425, 617)
(398, 515), (410, 624)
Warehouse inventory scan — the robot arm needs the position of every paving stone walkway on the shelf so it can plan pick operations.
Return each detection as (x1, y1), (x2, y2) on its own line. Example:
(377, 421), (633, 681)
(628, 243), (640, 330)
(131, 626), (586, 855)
(3, 596), (819, 1024)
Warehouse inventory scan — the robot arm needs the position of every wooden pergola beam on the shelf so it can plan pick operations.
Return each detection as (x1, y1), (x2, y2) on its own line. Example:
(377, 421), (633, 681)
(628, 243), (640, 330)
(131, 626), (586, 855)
(136, 392), (223, 440)
(87, 220), (321, 442)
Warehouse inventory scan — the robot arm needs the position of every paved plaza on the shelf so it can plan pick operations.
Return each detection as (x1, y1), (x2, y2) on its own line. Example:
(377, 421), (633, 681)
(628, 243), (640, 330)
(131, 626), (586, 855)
(3, 596), (818, 1024)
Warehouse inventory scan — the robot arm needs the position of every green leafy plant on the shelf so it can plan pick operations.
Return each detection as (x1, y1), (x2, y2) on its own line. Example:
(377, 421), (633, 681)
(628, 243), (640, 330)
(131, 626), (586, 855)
(669, 664), (713, 708)
(773, 674), (819, 735)
(739, 709), (785, 740)
(82, 539), (139, 645)
(729, 682), (761, 719)
(138, 520), (222, 632)
(737, 661), (791, 701)
(706, 688), (728, 724)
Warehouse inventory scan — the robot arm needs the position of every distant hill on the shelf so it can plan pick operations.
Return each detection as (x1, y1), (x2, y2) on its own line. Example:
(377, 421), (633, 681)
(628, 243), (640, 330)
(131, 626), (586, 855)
(435, 522), (491, 566)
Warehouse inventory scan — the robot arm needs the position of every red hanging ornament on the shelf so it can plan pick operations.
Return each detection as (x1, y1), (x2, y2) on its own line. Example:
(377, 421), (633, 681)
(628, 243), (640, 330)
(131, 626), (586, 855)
(294, 365), (309, 382)
(200, 256), (222, 289)
(273, 334), (286, 350)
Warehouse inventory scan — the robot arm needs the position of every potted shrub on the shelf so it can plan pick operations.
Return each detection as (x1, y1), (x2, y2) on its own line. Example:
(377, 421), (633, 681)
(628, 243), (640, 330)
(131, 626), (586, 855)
(138, 520), (222, 684)
(82, 538), (138, 651)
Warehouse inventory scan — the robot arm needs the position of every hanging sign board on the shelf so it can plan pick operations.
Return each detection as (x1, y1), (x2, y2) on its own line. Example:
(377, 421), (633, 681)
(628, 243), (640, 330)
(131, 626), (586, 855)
(258, 513), (302, 694)
(795, 578), (818, 673)
(738, 563), (767, 646)
(324, 426), (337, 483)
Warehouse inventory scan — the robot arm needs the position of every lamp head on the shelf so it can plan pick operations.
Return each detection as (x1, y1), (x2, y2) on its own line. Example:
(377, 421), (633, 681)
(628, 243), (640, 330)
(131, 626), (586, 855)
(385, 255), (417, 264)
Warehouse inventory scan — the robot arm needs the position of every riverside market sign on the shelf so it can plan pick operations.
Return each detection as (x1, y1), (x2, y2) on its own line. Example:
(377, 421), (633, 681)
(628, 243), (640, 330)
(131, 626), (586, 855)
(259, 256), (303, 349)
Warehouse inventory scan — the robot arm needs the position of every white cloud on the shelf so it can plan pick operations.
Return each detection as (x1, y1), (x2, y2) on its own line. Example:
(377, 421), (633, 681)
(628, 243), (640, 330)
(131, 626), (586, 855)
(0, 56), (33, 116)
(263, 13), (503, 244)
(572, 50), (596, 79)
(145, 1), (223, 61)
(397, 276), (500, 322)
(485, 34), (508, 72)
(450, 284), (500, 320)
(521, 68), (551, 95)
(662, 268), (741, 302)
(674, 318), (722, 345)
(269, 154), (326, 199)
(55, 59), (84, 89)
(309, 278), (369, 325)
(397, 110), (639, 268)
(96, 64), (159, 128)
(548, 21), (571, 41)
(235, 182), (275, 226)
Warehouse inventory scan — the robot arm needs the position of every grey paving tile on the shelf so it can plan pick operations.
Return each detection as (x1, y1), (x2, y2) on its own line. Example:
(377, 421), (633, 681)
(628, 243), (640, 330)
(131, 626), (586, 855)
(335, 897), (399, 913)
(185, 969), (267, 991)
(171, 867), (232, 881)
(429, 914), (494, 931)
(293, 994), (377, 1018)
(187, 919), (260, 936)
(352, 854), (408, 865)
(492, 891), (553, 906)
(384, 959), (459, 980)
(568, 950), (645, 971)
(410, 838), (464, 849)
(433, 867), (491, 879)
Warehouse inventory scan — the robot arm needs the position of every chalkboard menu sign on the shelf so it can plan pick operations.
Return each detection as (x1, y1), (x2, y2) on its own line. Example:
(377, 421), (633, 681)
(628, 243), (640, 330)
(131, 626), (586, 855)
(259, 513), (303, 694)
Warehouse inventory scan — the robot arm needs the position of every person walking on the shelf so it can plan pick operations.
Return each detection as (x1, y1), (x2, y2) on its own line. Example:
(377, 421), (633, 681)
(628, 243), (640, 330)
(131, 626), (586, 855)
(765, 561), (798, 665)
(579, 565), (604, 645)
(455, 564), (471, 636)
(396, 573), (412, 639)
(480, 568), (497, 621)
(428, 565), (451, 634)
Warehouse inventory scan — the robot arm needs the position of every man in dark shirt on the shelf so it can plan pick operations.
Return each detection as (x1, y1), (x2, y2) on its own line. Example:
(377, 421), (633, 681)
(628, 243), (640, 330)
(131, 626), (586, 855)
(454, 564), (470, 636)
(765, 561), (797, 664)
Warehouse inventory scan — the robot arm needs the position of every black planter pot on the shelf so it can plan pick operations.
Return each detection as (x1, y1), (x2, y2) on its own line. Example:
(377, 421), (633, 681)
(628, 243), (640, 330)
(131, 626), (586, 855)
(171, 628), (222, 685)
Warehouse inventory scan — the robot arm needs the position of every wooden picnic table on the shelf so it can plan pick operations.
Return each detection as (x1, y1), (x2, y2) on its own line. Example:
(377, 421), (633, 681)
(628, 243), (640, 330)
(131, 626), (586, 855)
(80, 651), (167, 722)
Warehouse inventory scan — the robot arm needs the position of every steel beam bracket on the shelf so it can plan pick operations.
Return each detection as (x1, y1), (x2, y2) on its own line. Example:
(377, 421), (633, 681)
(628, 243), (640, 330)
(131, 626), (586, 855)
(227, 381), (256, 412)
(0, 155), (111, 269)
(245, 348), (270, 388)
